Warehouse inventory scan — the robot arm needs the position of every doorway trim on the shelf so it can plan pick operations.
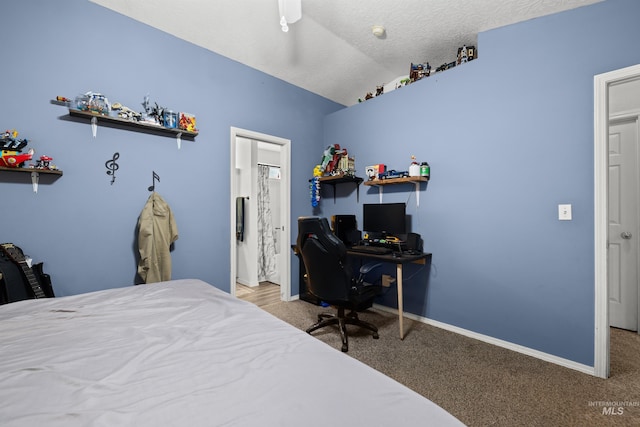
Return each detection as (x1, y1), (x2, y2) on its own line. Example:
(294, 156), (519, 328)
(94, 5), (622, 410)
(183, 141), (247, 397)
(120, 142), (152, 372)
(594, 63), (640, 379)
(229, 126), (291, 301)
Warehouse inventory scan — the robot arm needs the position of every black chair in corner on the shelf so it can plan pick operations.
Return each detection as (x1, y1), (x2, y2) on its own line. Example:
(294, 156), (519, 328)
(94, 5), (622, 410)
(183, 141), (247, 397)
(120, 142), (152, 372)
(297, 216), (383, 352)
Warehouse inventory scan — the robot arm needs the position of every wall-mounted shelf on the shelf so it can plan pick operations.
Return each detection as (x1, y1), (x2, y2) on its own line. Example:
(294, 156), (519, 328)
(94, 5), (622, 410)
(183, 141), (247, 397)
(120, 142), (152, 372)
(0, 166), (63, 193)
(310, 174), (363, 203)
(67, 108), (198, 147)
(363, 176), (429, 206)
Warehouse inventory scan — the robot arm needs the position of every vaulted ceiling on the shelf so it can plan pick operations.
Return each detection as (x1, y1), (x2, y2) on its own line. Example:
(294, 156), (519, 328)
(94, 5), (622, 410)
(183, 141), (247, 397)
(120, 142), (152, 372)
(90, 0), (603, 106)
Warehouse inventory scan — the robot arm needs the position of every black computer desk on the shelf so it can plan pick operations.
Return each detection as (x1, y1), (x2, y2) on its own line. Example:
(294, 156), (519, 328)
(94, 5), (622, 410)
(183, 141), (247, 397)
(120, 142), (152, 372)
(346, 250), (431, 340)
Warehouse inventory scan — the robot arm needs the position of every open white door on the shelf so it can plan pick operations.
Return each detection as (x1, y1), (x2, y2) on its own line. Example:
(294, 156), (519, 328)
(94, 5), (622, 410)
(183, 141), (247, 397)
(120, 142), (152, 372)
(608, 118), (639, 331)
(230, 127), (291, 301)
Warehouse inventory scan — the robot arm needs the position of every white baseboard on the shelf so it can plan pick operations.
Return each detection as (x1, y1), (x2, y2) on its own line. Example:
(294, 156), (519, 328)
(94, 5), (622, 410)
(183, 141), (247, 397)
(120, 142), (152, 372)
(373, 304), (596, 377)
(236, 278), (259, 287)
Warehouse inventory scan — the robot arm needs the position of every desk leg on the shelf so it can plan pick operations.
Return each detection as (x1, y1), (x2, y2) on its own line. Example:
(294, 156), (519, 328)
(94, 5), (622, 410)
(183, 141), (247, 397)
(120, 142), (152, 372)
(397, 263), (404, 340)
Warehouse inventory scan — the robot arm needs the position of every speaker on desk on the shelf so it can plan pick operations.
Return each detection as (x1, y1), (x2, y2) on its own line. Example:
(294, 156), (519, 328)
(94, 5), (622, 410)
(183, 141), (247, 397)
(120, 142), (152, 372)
(406, 232), (423, 253)
(331, 215), (359, 246)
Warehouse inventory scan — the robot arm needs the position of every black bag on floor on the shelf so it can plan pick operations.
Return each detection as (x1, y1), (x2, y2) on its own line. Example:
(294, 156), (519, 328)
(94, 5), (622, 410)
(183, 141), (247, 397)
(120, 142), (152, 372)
(0, 243), (54, 305)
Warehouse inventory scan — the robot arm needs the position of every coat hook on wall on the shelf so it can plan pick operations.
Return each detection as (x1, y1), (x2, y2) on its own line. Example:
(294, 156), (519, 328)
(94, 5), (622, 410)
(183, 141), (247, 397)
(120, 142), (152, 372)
(148, 171), (160, 191)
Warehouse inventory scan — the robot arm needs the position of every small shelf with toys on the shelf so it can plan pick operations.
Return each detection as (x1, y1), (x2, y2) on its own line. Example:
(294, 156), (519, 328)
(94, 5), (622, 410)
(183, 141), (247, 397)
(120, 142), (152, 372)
(54, 93), (198, 148)
(1, 129), (62, 193)
(67, 109), (198, 139)
(364, 176), (428, 186)
(363, 158), (430, 206)
(0, 166), (62, 177)
(309, 145), (362, 205)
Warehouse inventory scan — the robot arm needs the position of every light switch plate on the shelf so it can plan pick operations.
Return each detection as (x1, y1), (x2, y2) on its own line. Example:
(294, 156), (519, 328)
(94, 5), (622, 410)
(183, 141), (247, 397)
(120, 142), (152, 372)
(558, 204), (572, 220)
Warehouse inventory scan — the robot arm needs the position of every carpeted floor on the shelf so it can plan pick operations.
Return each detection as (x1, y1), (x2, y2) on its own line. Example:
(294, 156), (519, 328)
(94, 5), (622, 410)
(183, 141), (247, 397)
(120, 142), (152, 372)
(262, 300), (640, 427)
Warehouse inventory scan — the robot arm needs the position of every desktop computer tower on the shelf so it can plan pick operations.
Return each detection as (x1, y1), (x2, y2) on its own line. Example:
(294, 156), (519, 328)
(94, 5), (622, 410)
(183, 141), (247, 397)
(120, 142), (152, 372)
(331, 215), (359, 246)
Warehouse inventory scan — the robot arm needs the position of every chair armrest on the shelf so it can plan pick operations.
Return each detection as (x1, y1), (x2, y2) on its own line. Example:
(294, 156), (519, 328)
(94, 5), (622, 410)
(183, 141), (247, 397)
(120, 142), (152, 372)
(359, 262), (383, 275)
(357, 262), (384, 287)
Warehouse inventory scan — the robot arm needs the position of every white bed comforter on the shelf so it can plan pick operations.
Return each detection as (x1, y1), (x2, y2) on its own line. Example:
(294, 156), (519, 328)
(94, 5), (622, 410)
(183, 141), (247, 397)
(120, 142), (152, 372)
(0, 279), (464, 426)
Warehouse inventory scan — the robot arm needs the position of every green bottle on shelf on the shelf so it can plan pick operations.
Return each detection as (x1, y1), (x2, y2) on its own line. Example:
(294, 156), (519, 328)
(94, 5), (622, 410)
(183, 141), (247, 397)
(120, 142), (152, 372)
(420, 161), (430, 179)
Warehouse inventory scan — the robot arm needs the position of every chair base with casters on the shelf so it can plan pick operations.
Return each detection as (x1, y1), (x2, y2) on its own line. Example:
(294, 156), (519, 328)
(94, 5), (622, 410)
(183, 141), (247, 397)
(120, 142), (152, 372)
(306, 306), (379, 352)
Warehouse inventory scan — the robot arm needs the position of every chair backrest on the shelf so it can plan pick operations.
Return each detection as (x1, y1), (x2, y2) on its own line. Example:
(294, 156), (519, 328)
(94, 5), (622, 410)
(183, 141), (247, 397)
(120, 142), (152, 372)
(297, 217), (352, 302)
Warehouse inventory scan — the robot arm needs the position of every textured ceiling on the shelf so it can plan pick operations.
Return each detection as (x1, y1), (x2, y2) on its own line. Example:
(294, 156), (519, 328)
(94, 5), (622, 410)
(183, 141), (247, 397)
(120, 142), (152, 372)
(90, 0), (603, 106)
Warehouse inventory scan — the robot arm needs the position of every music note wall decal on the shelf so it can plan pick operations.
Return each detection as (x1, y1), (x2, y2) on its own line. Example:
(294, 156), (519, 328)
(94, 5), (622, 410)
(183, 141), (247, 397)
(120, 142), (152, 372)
(105, 152), (120, 185)
(148, 171), (160, 191)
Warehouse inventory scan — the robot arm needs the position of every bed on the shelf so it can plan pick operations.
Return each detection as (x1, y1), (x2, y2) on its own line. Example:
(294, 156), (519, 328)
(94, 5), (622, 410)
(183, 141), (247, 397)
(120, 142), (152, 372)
(0, 279), (464, 426)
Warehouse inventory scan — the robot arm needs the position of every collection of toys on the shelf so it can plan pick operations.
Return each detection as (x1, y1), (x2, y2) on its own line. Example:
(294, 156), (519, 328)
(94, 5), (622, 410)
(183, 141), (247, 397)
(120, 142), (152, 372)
(365, 156), (430, 182)
(65, 91), (197, 132)
(309, 147), (430, 206)
(310, 144), (356, 206)
(359, 45), (476, 103)
(0, 129), (57, 170)
(318, 144), (355, 177)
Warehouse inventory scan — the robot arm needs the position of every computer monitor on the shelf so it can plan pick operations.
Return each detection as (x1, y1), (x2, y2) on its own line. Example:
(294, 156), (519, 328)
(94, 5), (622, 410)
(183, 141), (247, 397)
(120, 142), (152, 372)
(362, 203), (406, 236)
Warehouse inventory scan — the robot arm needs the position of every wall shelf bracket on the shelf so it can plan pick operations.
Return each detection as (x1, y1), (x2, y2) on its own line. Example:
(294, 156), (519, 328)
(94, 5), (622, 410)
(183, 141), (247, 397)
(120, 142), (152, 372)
(91, 116), (98, 138)
(31, 171), (39, 193)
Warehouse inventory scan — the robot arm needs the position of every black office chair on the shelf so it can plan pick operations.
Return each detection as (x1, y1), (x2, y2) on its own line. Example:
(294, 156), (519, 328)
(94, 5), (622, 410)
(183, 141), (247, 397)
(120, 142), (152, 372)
(297, 216), (382, 352)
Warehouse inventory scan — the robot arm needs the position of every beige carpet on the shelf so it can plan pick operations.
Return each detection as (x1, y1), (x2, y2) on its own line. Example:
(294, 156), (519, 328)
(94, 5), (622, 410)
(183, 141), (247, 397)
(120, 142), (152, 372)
(262, 300), (640, 427)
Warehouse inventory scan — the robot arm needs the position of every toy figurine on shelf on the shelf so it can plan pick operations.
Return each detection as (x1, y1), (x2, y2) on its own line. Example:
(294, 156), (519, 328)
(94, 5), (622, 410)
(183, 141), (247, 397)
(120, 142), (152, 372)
(1, 129), (33, 168)
(310, 164), (322, 207)
(410, 62), (431, 82)
(32, 155), (58, 171)
(75, 91), (110, 115)
(457, 45), (476, 64)
(320, 144), (348, 175)
(178, 112), (197, 132)
(111, 102), (142, 121)
(1, 129), (27, 151)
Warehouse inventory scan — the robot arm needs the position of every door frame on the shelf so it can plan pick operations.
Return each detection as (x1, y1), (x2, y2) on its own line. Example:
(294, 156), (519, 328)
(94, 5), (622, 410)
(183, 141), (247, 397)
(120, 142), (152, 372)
(229, 126), (291, 301)
(594, 63), (640, 378)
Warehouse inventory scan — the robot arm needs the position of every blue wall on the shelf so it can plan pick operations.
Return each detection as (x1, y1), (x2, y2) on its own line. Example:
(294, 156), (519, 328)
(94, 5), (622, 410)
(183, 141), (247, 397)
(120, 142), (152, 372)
(320, 0), (640, 366)
(0, 1), (343, 295)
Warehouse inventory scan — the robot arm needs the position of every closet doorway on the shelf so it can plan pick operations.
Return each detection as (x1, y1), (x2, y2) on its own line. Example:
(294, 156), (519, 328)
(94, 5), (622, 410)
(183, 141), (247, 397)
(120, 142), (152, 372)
(594, 63), (640, 378)
(229, 127), (291, 302)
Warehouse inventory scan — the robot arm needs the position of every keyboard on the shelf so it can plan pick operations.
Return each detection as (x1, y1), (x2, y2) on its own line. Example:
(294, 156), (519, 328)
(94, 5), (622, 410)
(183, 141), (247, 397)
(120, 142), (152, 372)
(349, 245), (392, 255)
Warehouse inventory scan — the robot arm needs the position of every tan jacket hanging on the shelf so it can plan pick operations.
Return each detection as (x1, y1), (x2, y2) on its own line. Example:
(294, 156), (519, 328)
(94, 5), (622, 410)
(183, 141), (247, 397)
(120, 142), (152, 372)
(137, 192), (179, 284)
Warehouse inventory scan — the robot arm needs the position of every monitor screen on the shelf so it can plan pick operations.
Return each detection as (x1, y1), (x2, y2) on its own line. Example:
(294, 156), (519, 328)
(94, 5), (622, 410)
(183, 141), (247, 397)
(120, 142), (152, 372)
(362, 203), (406, 236)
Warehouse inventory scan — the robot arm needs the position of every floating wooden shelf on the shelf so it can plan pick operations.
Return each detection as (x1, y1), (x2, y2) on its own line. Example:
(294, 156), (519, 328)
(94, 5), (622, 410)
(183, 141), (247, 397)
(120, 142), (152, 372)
(0, 166), (62, 176)
(0, 166), (63, 193)
(363, 176), (428, 186)
(363, 176), (429, 206)
(67, 108), (198, 139)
